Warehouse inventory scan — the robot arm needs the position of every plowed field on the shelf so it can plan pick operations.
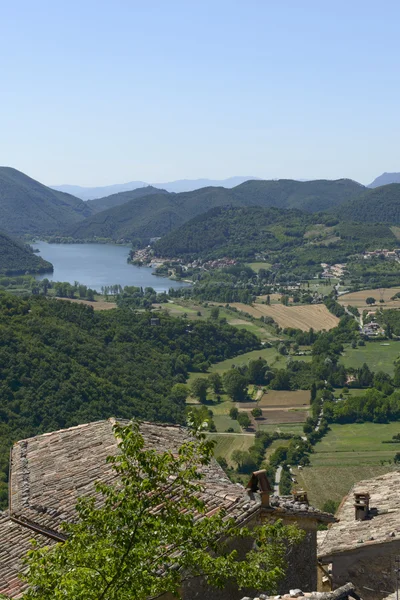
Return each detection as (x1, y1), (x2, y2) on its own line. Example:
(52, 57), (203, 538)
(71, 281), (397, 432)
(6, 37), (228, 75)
(229, 303), (339, 331)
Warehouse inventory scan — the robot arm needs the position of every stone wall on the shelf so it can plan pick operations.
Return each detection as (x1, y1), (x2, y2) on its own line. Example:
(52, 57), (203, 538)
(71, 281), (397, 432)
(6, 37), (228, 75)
(330, 539), (400, 600)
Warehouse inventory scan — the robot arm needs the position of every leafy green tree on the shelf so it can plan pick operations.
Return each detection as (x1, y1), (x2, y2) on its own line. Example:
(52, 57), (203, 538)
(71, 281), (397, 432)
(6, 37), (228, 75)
(229, 407), (239, 420)
(190, 378), (209, 403)
(231, 449), (257, 473)
(223, 369), (248, 401)
(251, 407), (262, 419)
(322, 500), (339, 515)
(310, 383), (317, 402)
(237, 412), (251, 429)
(365, 297), (376, 305)
(208, 372), (223, 394)
(210, 306), (220, 320)
(19, 421), (303, 599)
(247, 358), (268, 384)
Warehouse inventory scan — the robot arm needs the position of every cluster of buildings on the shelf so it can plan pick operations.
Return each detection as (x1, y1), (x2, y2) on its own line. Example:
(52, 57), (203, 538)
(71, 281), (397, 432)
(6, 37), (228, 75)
(363, 249), (400, 260)
(320, 263), (347, 279)
(361, 320), (385, 337)
(0, 419), (399, 600)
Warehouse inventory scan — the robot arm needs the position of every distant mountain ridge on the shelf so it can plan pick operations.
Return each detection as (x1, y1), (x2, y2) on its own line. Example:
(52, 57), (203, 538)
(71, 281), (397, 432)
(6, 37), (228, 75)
(51, 176), (261, 200)
(368, 172), (400, 188)
(66, 178), (365, 242)
(0, 167), (92, 236)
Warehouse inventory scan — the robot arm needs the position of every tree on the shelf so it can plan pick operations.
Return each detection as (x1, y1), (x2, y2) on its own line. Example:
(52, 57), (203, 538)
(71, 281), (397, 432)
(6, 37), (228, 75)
(322, 500), (339, 515)
(190, 378), (209, 403)
(394, 452), (400, 464)
(208, 372), (223, 394)
(237, 412), (251, 429)
(277, 342), (288, 356)
(223, 369), (248, 402)
(251, 407), (262, 419)
(229, 407), (239, 420)
(231, 449), (257, 473)
(19, 421), (303, 599)
(247, 358), (268, 384)
(210, 306), (220, 320)
(310, 383), (317, 403)
(365, 297), (376, 305)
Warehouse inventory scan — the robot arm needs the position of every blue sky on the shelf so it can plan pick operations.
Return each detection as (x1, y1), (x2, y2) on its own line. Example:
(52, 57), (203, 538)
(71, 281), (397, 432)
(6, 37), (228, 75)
(1, 0), (399, 186)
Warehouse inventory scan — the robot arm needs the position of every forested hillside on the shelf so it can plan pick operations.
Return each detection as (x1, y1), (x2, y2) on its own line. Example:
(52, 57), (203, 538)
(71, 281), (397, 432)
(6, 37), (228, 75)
(153, 206), (397, 262)
(0, 232), (53, 274)
(0, 293), (259, 507)
(0, 167), (93, 235)
(65, 178), (365, 242)
(87, 185), (167, 213)
(335, 184), (400, 224)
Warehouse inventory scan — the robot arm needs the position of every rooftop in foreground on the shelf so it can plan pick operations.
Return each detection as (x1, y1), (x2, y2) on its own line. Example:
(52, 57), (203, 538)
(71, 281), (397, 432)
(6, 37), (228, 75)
(318, 470), (400, 559)
(1, 418), (335, 598)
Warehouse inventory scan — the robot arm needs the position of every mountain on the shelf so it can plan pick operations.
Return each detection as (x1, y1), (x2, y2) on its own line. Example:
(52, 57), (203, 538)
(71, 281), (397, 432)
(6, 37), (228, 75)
(52, 181), (148, 201)
(52, 176), (260, 200)
(0, 232), (53, 274)
(0, 167), (93, 236)
(153, 205), (397, 263)
(368, 172), (400, 188)
(87, 186), (167, 214)
(335, 184), (400, 224)
(66, 178), (365, 242)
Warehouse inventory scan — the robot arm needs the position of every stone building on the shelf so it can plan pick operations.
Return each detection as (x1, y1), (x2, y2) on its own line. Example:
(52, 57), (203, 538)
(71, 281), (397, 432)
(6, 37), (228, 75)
(240, 581), (361, 598)
(318, 471), (400, 600)
(0, 419), (335, 598)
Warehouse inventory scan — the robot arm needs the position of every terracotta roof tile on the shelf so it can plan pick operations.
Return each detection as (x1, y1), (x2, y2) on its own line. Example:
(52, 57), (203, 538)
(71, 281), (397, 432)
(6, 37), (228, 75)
(318, 470), (400, 558)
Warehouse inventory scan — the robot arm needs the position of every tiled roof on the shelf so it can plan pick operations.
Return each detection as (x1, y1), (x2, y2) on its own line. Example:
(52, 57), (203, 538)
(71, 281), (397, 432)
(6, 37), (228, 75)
(0, 512), (54, 599)
(240, 582), (360, 598)
(318, 470), (400, 559)
(1, 419), (336, 598)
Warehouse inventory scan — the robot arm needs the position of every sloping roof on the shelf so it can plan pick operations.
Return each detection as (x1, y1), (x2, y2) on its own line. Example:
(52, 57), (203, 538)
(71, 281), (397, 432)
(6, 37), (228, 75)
(240, 582), (360, 598)
(0, 512), (54, 599)
(1, 418), (335, 598)
(318, 470), (400, 559)
(9, 419), (262, 536)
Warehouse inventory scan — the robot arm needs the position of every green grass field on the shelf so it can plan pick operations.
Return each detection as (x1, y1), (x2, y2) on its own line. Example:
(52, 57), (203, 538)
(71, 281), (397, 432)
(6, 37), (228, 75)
(208, 433), (255, 467)
(295, 422), (400, 508)
(245, 262), (272, 272)
(209, 348), (283, 374)
(339, 342), (400, 375)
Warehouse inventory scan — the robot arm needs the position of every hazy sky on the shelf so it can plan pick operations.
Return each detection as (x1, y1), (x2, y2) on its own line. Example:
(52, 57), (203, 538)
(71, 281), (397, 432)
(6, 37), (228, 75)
(1, 1), (399, 186)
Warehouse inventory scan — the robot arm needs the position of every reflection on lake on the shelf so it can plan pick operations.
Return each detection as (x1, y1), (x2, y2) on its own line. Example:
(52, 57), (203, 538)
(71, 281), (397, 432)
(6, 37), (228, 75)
(33, 242), (190, 293)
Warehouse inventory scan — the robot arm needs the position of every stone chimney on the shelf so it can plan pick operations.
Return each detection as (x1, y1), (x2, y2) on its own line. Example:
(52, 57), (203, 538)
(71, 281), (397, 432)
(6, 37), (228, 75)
(246, 470), (272, 508)
(293, 489), (309, 505)
(354, 492), (370, 520)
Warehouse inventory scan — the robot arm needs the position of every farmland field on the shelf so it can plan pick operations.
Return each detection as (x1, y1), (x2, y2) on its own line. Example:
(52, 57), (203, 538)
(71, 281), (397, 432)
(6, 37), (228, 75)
(257, 390), (310, 408)
(339, 341), (400, 375)
(56, 298), (117, 310)
(208, 347), (284, 374)
(295, 422), (400, 508)
(338, 287), (400, 309)
(228, 303), (339, 331)
(208, 433), (255, 467)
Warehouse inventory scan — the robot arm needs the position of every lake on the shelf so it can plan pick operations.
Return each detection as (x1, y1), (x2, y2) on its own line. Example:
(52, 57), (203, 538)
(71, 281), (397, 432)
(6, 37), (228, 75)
(33, 242), (190, 293)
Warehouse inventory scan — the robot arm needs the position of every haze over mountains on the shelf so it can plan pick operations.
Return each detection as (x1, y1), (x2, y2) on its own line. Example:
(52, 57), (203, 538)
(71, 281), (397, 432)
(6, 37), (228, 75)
(67, 178), (363, 242)
(368, 172), (400, 188)
(52, 176), (261, 200)
(3, 166), (400, 253)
